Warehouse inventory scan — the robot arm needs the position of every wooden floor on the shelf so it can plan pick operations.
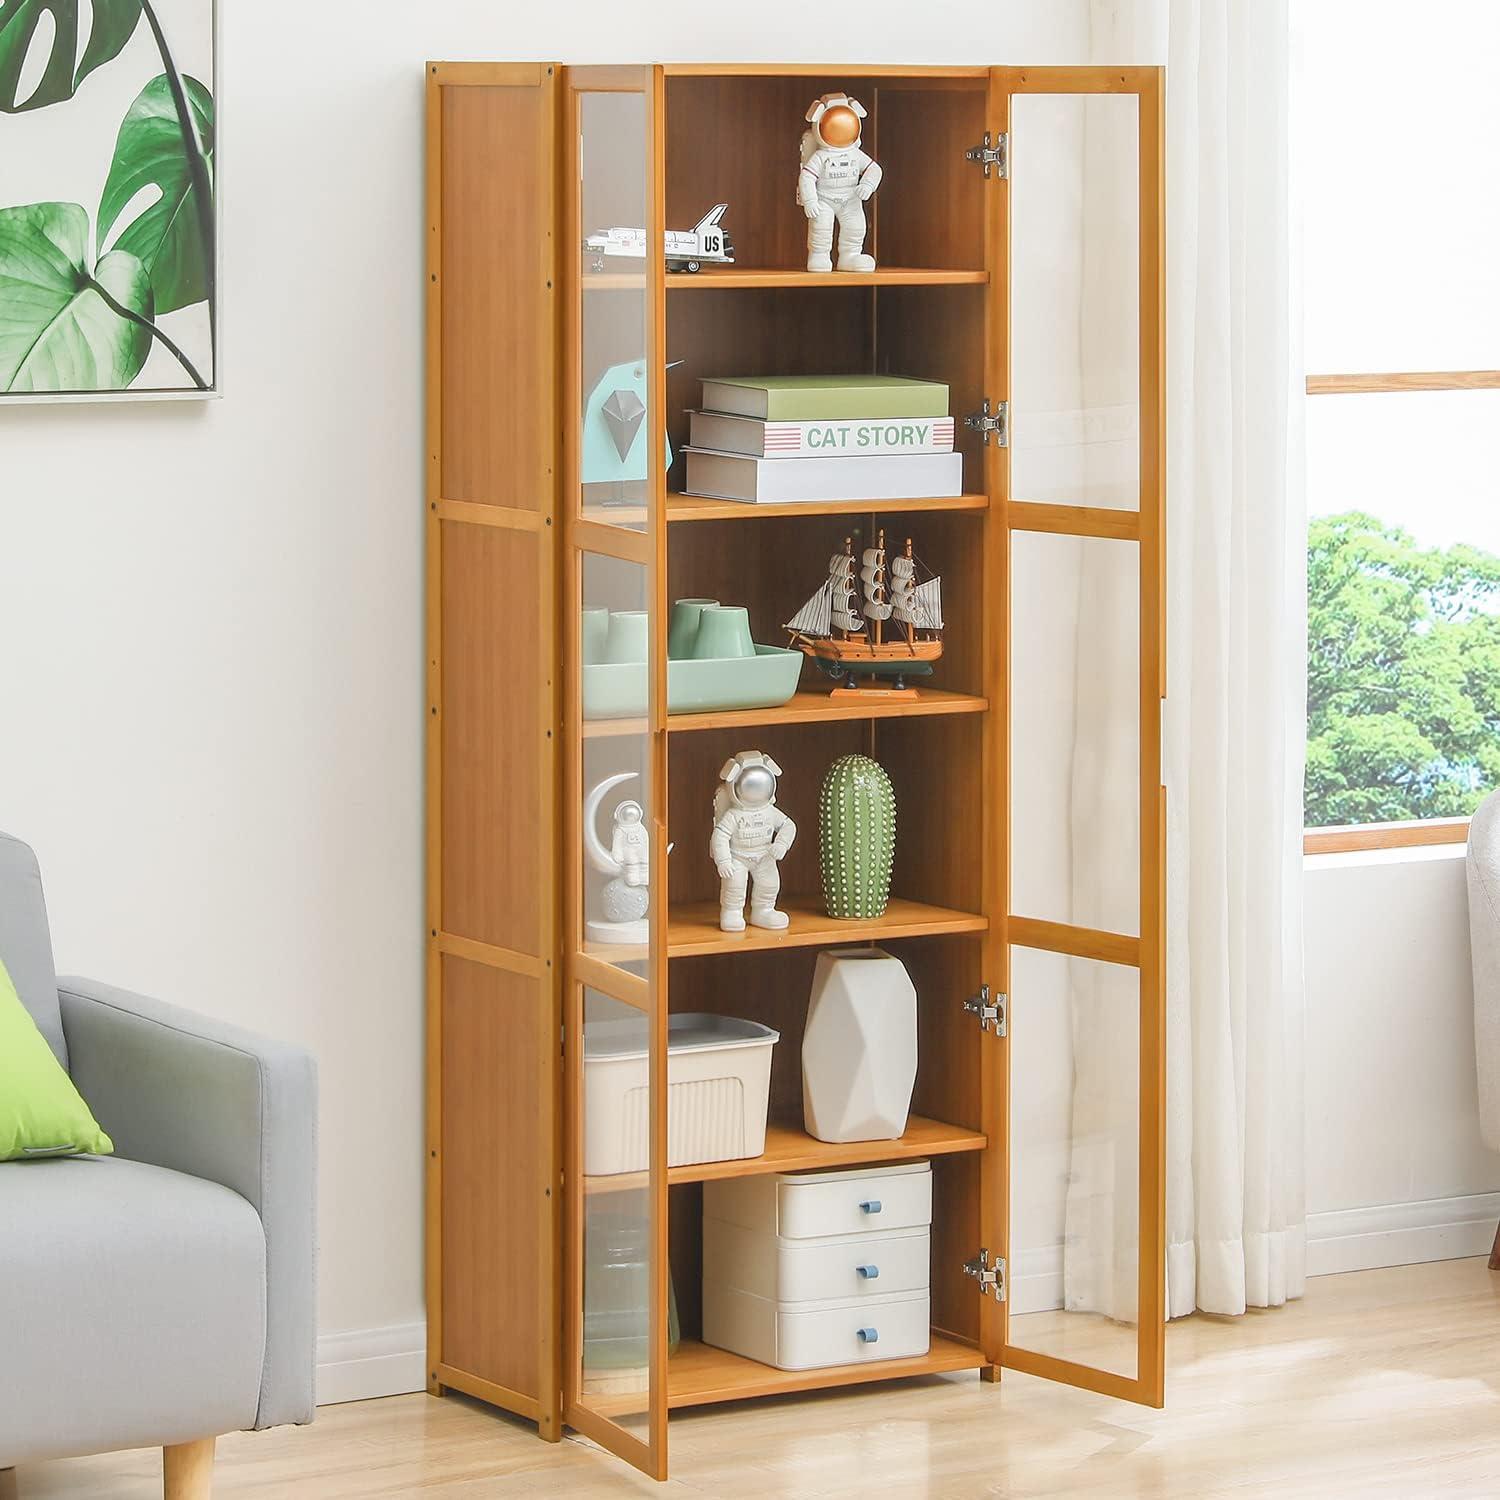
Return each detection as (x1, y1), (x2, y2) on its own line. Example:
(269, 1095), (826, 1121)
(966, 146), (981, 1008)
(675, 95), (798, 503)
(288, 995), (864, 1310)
(18, 1259), (1500, 1498)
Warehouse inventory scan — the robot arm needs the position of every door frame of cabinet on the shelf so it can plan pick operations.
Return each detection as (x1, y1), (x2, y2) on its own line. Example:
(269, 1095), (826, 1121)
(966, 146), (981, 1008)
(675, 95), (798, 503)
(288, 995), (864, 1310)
(991, 63), (1167, 1407)
(558, 63), (673, 1482)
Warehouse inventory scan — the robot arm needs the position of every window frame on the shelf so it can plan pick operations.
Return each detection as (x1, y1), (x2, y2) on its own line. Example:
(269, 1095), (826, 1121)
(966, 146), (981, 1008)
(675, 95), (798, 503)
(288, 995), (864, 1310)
(1302, 368), (1500, 855)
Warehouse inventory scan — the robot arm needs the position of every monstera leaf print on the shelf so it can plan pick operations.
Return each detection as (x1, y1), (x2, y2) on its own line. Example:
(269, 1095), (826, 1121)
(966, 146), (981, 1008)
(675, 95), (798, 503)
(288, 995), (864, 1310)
(98, 72), (213, 315)
(0, 202), (153, 391)
(0, 0), (143, 113)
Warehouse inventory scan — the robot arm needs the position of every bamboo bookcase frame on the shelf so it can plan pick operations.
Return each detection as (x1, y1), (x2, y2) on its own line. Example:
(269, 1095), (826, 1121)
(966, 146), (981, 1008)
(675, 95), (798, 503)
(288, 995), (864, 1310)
(425, 60), (1166, 1482)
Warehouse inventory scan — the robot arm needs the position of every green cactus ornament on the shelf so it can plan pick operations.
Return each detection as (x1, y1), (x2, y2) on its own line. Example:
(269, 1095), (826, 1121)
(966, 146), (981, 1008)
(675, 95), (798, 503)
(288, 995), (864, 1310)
(819, 754), (897, 919)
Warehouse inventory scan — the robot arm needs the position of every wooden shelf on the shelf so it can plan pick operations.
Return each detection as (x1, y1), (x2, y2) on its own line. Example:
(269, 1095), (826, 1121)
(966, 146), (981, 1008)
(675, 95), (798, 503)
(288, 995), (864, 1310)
(665, 687), (986, 732)
(580, 899), (986, 967)
(580, 687), (985, 740)
(666, 1333), (988, 1408)
(668, 896), (986, 958)
(580, 494), (988, 528)
(584, 1114), (987, 1196)
(668, 267), (989, 291)
(666, 492), (988, 523)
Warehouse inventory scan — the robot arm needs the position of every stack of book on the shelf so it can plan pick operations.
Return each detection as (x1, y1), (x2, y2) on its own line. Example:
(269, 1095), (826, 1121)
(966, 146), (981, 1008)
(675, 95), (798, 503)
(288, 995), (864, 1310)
(683, 375), (962, 505)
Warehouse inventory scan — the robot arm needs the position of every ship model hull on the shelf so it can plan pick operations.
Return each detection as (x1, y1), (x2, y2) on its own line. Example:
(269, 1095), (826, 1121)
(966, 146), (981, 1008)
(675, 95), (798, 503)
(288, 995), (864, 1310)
(795, 636), (941, 698)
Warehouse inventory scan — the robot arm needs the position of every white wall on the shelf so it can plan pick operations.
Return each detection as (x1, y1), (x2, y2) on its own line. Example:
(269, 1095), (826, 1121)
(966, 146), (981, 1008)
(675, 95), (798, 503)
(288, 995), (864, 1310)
(1305, 848), (1500, 1272)
(0, 1), (1097, 1404)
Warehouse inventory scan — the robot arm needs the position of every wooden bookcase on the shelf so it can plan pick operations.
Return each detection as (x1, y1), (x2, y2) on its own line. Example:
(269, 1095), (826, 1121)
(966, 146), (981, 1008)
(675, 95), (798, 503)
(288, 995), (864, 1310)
(425, 61), (1165, 1482)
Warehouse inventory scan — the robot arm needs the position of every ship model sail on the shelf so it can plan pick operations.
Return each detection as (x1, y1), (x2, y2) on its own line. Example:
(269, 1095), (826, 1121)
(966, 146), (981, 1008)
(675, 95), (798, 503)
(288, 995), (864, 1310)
(784, 530), (943, 695)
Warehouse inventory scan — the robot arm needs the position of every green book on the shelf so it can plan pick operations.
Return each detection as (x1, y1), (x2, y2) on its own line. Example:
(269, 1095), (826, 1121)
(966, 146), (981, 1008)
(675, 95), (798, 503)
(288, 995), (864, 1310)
(700, 374), (949, 422)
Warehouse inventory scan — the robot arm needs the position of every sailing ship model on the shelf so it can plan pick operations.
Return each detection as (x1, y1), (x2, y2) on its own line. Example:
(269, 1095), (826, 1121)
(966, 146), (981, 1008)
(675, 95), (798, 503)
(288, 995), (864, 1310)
(784, 529), (944, 698)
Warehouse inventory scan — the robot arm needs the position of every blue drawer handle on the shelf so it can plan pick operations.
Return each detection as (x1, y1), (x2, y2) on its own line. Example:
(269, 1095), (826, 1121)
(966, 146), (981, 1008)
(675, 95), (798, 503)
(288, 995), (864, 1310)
(856, 1264), (880, 1279)
(858, 1199), (882, 1214)
(857, 1327), (879, 1343)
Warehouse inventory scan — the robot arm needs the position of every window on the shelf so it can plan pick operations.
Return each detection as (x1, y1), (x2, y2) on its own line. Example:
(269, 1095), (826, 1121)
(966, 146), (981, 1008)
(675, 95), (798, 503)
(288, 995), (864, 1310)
(1299, 0), (1500, 854)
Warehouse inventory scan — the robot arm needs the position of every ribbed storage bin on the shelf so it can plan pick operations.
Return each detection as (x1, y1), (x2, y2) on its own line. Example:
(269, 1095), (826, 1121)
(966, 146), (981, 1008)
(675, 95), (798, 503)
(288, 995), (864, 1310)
(583, 1013), (779, 1176)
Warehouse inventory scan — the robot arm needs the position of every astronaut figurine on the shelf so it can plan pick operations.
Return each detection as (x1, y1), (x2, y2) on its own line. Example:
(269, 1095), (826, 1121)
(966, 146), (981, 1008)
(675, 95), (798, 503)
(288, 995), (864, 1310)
(797, 92), (883, 273)
(610, 800), (649, 889)
(711, 751), (797, 933)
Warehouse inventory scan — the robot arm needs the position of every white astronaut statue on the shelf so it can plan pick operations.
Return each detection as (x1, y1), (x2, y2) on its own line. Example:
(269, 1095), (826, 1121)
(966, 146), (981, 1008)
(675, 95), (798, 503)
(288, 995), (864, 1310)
(611, 800), (649, 889)
(584, 772), (653, 946)
(797, 92), (883, 273)
(711, 750), (797, 933)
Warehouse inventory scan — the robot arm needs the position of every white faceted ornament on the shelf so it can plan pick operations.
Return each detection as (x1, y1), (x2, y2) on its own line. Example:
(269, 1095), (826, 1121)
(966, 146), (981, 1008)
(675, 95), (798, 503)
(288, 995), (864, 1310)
(802, 948), (917, 1143)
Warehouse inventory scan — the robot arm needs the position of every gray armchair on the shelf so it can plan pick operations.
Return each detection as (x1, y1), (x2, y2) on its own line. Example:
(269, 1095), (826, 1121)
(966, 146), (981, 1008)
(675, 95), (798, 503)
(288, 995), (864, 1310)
(0, 833), (317, 1500)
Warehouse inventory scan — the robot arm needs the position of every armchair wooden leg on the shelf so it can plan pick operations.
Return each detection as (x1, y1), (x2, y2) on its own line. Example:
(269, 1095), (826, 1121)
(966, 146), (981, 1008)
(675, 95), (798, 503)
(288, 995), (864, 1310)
(1, 1465), (17, 1500)
(163, 1438), (215, 1500)
(1489, 1216), (1500, 1271)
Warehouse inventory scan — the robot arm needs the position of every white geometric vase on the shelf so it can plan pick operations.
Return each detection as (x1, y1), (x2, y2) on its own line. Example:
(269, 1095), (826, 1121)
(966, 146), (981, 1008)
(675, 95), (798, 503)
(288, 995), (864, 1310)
(802, 947), (918, 1143)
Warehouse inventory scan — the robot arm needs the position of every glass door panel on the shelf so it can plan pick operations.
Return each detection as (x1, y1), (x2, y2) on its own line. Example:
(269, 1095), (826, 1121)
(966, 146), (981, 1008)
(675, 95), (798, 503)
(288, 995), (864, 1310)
(565, 64), (667, 1481)
(576, 85), (655, 532)
(1010, 530), (1139, 936)
(1008, 91), (1140, 511)
(1007, 947), (1140, 1382)
(996, 64), (1164, 1408)
(579, 550), (653, 977)
(577, 987), (654, 1442)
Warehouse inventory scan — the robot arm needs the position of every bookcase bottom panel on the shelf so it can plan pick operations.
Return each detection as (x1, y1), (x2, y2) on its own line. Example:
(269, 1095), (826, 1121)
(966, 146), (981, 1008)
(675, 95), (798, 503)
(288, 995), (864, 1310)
(666, 1334), (988, 1408)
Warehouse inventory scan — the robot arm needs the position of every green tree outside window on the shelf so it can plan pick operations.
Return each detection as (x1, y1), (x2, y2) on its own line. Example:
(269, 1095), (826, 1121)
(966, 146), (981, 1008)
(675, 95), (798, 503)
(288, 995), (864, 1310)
(1307, 512), (1500, 827)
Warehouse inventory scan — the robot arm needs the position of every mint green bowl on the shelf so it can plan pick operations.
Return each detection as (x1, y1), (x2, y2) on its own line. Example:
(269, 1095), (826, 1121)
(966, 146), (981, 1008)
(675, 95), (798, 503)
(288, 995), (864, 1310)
(582, 644), (804, 720)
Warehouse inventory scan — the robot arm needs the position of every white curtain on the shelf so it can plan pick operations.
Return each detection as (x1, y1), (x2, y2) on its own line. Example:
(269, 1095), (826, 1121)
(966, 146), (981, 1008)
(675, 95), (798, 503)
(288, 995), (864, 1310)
(1069, 0), (1308, 1320)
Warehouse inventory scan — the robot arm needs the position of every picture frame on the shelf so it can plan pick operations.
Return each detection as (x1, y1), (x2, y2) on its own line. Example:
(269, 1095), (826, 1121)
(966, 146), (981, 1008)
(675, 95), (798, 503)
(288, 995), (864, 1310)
(0, 0), (220, 402)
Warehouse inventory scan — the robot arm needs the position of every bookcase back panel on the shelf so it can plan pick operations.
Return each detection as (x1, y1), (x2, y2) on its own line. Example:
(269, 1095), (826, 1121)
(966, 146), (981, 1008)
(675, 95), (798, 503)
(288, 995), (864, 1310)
(664, 74), (987, 274)
(871, 86), (987, 271)
(666, 939), (984, 1346)
(439, 83), (553, 510)
(666, 288), (871, 496)
(874, 286), (987, 494)
(875, 714), (987, 915)
(667, 510), (985, 701)
(440, 955), (547, 1399)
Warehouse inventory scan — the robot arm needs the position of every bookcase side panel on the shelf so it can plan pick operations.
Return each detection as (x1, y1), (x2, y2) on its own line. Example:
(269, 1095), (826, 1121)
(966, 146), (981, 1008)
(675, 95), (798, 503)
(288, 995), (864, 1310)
(428, 63), (563, 1437)
(440, 955), (548, 1404)
(440, 79), (555, 510)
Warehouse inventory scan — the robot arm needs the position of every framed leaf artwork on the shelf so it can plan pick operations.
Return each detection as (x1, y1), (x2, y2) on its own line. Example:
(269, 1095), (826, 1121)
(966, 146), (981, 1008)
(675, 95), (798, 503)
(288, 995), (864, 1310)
(0, 0), (217, 400)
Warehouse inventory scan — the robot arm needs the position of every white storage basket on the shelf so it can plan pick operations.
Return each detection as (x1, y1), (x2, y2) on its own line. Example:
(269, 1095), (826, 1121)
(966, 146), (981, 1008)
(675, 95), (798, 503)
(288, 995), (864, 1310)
(584, 1013), (779, 1176)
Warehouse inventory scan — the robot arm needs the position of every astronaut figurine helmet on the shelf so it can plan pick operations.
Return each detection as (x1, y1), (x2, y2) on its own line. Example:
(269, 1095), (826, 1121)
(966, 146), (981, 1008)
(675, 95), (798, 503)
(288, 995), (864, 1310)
(806, 92), (866, 149)
(719, 750), (782, 809)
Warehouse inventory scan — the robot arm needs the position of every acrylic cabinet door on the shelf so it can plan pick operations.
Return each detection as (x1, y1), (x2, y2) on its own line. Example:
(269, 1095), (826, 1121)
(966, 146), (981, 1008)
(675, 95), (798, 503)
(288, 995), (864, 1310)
(560, 64), (673, 1481)
(993, 65), (1167, 1406)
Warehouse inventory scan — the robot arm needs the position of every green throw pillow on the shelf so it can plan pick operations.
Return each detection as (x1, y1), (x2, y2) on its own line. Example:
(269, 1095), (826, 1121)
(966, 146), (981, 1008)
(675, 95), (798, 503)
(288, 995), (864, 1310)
(0, 958), (113, 1160)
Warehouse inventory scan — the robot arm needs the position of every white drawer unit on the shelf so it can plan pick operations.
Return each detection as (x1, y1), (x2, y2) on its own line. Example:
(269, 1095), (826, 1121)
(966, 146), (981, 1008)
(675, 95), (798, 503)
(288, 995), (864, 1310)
(702, 1162), (933, 1370)
(703, 1218), (930, 1303)
(706, 1160), (933, 1240)
(705, 1286), (931, 1371)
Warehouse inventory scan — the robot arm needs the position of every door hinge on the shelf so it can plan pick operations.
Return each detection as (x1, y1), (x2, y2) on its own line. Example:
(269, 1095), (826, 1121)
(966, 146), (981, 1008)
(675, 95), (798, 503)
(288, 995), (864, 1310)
(963, 398), (1009, 447)
(963, 1248), (1007, 1301)
(963, 984), (1007, 1035)
(965, 131), (1009, 179)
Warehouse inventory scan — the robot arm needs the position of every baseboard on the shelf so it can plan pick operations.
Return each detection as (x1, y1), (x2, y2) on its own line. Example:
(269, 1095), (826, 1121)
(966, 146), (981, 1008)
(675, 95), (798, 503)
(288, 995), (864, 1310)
(316, 1322), (427, 1406)
(1306, 1191), (1500, 1277)
(309, 1198), (1499, 1402)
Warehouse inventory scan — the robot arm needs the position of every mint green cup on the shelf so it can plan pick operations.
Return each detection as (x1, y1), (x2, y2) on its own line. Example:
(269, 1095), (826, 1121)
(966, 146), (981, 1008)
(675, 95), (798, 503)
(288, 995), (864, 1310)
(581, 607), (610, 664)
(668, 598), (719, 660)
(691, 605), (755, 661)
(604, 611), (650, 663)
